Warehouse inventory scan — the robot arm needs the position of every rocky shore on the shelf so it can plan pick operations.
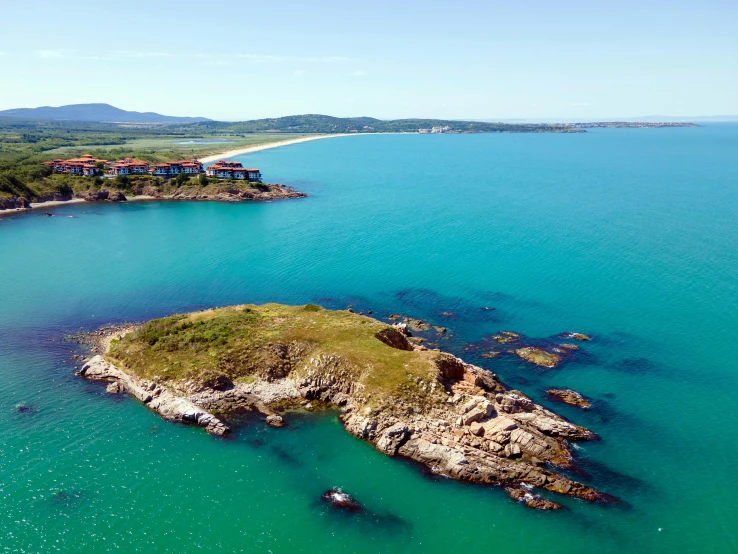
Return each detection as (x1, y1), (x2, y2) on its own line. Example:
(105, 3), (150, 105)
(77, 305), (611, 510)
(0, 183), (306, 215)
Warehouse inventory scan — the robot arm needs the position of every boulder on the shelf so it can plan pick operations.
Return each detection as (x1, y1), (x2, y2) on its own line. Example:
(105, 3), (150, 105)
(265, 414), (284, 427)
(547, 388), (591, 409)
(514, 347), (561, 368)
(376, 423), (410, 455)
(374, 326), (413, 350)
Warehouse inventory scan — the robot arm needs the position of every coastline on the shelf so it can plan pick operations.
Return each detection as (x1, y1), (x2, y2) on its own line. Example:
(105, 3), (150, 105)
(1, 135), (342, 217)
(76, 305), (611, 510)
(198, 133), (355, 163)
(0, 187), (305, 218)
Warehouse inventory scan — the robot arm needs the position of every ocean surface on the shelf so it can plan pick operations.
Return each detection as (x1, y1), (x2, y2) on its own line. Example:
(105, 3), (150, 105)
(2, 126), (737, 553)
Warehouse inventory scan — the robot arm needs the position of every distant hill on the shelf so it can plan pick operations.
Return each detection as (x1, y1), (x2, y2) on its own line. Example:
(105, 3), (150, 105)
(0, 103), (211, 124)
(188, 114), (580, 134)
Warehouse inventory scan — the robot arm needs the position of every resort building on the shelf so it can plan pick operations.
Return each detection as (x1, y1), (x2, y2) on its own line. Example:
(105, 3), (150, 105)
(111, 158), (151, 175)
(205, 160), (261, 181)
(150, 159), (203, 176)
(42, 154), (108, 176)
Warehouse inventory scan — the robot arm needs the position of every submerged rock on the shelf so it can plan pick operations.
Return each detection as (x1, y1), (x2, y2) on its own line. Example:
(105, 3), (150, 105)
(492, 331), (521, 344)
(562, 332), (592, 341)
(15, 402), (37, 413)
(505, 485), (562, 510)
(321, 488), (364, 513)
(547, 389), (591, 409)
(514, 347), (561, 368)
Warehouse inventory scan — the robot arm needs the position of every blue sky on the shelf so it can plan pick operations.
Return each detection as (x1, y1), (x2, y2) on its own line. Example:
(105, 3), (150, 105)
(0, 0), (736, 120)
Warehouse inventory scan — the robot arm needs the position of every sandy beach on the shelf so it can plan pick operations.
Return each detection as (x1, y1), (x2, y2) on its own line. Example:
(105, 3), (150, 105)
(198, 134), (352, 163)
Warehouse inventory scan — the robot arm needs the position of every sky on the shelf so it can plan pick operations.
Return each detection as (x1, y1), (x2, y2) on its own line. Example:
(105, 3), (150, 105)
(0, 0), (736, 121)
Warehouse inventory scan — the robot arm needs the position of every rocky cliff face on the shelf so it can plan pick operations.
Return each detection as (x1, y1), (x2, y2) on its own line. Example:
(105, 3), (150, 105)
(0, 196), (31, 210)
(80, 325), (609, 510)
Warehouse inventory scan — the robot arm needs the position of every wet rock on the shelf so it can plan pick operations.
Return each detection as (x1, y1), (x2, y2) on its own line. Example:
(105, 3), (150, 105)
(505, 486), (562, 510)
(265, 414), (284, 427)
(547, 389), (591, 409)
(514, 347), (561, 368)
(15, 402), (37, 413)
(321, 488), (364, 513)
(492, 331), (520, 344)
(562, 332), (592, 341)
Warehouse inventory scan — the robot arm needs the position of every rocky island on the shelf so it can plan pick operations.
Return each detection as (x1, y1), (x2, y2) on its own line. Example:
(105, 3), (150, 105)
(79, 303), (611, 510)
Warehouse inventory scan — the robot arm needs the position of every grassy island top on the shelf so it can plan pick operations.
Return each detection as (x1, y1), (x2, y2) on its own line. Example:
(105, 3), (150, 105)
(107, 304), (443, 407)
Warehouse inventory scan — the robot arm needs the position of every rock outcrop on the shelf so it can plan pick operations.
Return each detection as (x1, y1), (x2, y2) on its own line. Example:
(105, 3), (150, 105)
(79, 355), (229, 435)
(514, 347), (561, 368)
(79, 350), (606, 509)
(0, 196), (31, 210)
(547, 388), (592, 409)
(77, 308), (611, 510)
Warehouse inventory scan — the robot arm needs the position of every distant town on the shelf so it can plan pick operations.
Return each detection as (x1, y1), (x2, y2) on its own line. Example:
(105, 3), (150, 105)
(41, 155), (262, 181)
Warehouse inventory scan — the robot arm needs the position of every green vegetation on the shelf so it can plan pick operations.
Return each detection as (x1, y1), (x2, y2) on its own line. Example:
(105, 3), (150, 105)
(0, 117), (307, 202)
(108, 304), (443, 408)
(0, 113), (580, 204)
(186, 114), (581, 135)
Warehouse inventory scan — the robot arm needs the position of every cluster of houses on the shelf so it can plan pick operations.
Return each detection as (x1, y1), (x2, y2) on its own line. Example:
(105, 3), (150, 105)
(42, 155), (262, 182)
(205, 160), (262, 181)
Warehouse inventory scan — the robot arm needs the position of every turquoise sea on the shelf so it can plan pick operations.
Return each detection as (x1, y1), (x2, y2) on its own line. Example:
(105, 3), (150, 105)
(2, 126), (737, 553)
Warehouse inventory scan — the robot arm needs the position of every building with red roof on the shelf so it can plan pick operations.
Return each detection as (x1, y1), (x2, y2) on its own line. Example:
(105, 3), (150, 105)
(41, 154), (108, 176)
(205, 160), (261, 181)
(111, 158), (151, 175)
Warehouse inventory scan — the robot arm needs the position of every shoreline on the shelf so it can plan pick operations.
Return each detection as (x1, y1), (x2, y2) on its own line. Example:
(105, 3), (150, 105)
(0, 187), (305, 218)
(198, 133), (355, 163)
(76, 305), (609, 510)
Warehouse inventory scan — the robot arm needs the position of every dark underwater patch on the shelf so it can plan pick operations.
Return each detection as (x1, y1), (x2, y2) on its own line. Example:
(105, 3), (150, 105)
(49, 488), (86, 511)
(611, 357), (658, 375)
(394, 288), (504, 324)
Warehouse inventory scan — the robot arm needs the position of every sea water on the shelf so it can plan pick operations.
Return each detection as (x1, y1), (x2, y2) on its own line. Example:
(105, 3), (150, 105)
(1, 126), (737, 552)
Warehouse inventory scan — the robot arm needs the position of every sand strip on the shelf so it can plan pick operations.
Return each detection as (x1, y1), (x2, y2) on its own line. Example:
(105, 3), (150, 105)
(198, 134), (353, 163)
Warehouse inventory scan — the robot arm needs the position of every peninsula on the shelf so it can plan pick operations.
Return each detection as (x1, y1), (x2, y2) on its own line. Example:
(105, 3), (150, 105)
(79, 303), (611, 510)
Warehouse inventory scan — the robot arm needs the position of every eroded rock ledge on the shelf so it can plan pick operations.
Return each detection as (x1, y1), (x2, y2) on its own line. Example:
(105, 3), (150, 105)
(77, 304), (611, 510)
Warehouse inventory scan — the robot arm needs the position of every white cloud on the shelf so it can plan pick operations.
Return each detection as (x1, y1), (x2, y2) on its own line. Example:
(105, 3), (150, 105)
(351, 70), (366, 76)
(237, 54), (349, 63)
(294, 70), (306, 76)
(570, 102), (590, 107)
